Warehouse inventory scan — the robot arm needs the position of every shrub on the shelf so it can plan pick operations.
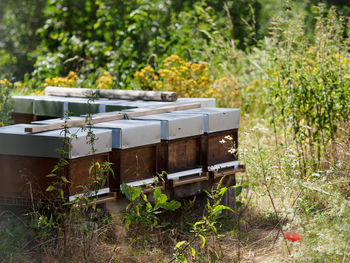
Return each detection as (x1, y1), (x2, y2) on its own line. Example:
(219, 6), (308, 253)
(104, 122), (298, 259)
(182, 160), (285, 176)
(0, 78), (13, 126)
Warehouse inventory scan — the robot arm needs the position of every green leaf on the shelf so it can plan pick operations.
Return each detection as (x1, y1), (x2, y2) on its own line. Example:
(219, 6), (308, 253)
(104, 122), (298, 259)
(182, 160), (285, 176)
(46, 185), (55, 192)
(212, 205), (233, 215)
(153, 187), (168, 210)
(175, 240), (186, 249)
(60, 189), (64, 199)
(199, 234), (206, 248)
(190, 247), (196, 259)
(121, 184), (131, 200)
(61, 176), (69, 183)
(218, 186), (228, 196)
(130, 187), (141, 202)
(121, 184), (141, 202)
(234, 185), (243, 197)
(161, 200), (181, 211)
(236, 201), (244, 209)
(46, 173), (57, 178)
(194, 220), (205, 226)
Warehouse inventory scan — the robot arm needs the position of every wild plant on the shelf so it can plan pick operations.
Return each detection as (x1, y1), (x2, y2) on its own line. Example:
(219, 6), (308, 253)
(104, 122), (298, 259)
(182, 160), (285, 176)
(0, 78), (13, 126)
(121, 184), (181, 231)
(172, 176), (243, 262)
(30, 102), (114, 262)
(260, 5), (350, 174)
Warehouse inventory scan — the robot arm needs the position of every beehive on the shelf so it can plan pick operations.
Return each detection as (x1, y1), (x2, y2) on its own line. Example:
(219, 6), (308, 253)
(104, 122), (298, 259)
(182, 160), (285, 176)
(130, 112), (209, 194)
(93, 120), (161, 190)
(174, 108), (240, 172)
(6, 93), (244, 203)
(0, 124), (112, 203)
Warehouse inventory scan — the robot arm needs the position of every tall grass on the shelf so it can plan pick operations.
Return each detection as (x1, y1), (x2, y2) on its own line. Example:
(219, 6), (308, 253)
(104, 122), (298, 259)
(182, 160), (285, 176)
(204, 3), (350, 261)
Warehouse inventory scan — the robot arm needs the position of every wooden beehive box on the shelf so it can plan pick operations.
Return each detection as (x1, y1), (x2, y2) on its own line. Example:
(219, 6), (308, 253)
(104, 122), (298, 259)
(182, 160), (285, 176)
(174, 107), (240, 171)
(131, 112), (208, 192)
(93, 120), (161, 190)
(0, 124), (112, 204)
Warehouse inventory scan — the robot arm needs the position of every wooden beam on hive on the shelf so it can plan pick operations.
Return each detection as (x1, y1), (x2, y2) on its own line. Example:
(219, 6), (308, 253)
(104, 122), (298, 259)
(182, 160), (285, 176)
(44, 86), (178, 102)
(24, 103), (201, 134)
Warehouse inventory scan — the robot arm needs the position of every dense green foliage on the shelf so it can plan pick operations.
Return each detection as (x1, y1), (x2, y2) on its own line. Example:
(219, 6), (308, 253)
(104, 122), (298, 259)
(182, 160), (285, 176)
(1, 0), (348, 86)
(0, 0), (262, 86)
(0, 1), (349, 262)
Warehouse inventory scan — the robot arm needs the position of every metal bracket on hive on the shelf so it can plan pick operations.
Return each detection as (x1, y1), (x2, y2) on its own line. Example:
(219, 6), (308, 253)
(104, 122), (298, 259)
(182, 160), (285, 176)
(208, 160), (246, 179)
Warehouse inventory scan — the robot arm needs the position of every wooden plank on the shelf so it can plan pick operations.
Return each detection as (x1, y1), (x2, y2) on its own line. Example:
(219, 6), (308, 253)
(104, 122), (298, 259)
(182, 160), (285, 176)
(172, 172), (209, 187)
(99, 89), (177, 102)
(25, 103), (201, 133)
(44, 86), (178, 102)
(45, 87), (96, 98)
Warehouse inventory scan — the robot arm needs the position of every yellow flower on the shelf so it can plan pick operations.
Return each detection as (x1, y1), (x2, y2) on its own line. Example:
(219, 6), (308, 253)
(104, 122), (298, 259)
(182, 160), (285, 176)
(333, 53), (342, 60)
(44, 71), (77, 87)
(0, 79), (12, 87)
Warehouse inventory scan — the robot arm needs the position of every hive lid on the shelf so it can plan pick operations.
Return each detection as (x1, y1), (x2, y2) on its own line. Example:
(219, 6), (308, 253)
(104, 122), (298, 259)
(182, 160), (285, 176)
(12, 96), (36, 114)
(0, 124), (112, 159)
(173, 107), (240, 133)
(94, 120), (161, 149)
(33, 96), (105, 117)
(176, 98), (216, 108)
(13, 96), (111, 117)
(132, 113), (204, 140)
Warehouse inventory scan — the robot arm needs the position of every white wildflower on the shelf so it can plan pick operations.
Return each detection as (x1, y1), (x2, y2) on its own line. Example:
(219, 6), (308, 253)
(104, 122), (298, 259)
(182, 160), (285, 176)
(228, 148), (236, 154)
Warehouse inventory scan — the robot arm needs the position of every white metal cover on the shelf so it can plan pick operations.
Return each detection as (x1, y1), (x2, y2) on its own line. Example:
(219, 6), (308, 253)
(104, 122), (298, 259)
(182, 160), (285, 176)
(132, 113), (204, 140)
(94, 120), (161, 149)
(172, 107), (240, 133)
(0, 124), (112, 159)
(176, 98), (216, 108)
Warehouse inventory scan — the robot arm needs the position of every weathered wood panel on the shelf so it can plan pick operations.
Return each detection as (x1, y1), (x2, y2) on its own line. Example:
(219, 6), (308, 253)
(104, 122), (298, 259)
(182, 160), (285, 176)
(11, 113), (37, 124)
(0, 153), (109, 201)
(205, 129), (238, 167)
(159, 136), (202, 174)
(68, 153), (109, 195)
(110, 144), (158, 189)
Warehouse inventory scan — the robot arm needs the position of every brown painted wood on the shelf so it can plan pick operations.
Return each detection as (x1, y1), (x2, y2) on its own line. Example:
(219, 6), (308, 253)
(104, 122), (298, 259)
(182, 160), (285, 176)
(11, 113), (58, 124)
(158, 136), (202, 174)
(109, 144), (158, 189)
(172, 172), (209, 187)
(11, 113), (37, 124)
(25, 103), (201, 133)
(212, 164), (246, 179)
(0, 153), (109, 201)
(0, 154), (58, 200)
(68, 153), (109, 195)
(206, 129), (238, 167)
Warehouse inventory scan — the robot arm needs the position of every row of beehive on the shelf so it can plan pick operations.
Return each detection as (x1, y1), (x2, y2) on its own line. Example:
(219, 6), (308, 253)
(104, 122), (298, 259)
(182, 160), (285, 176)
(0, 99), (240, 203)
(11, 95), (216, 123)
